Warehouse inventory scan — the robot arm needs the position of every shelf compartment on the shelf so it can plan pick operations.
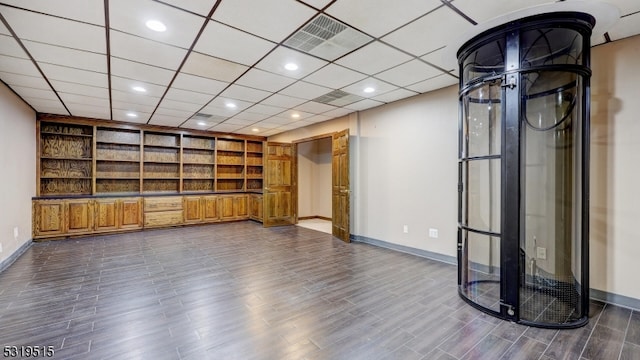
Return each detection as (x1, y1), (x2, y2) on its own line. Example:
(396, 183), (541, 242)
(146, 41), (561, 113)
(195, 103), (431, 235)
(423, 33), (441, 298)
(246, 141), (263, 153)
(143, 163), (179, 178)
(246, 153), (263, 166)
(144, 147), (179, 163)
(41, 158), (92, 178)
(97, 143), (140, 162)
(96, 179), (140, 193)
(217, 139), (244, 152)
(40, 123), (92, 136)
(183, 164), (214, 179)
(183, 179), (214, 192)
(217, 179), (245, 191)
(41, 134), (92, 159)
(246, 165), (263, 177)
(247, 179), (263, 191)
(96, 128), (140, 145)
(184, 149), (215, 164)
(40, 178), (92, 195)
(217, 151), (244, 165)
(144, 132), (180, 147)
(217, 164), (244, 178)
(97, 161), (140, 178)
(183, 136), (215, 150)
(143, 179), (179, 193)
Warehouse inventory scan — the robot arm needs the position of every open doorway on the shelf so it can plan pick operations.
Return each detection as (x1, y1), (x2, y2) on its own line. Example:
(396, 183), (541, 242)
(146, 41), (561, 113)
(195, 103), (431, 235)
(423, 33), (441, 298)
(295, 136), (332, 234)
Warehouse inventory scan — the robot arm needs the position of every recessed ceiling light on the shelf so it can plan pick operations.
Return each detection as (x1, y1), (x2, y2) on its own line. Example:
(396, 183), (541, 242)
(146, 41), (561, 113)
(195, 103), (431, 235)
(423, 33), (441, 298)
(132, 86), (147, 93)
(197, 121), (207, 126)
(126, 112), (138, 118)
(363, 87), (375, 93)
(145, 20), (166, 32)
(252, 128), (260, 132)
(225, 103), (237, 109)
(284, 63), (299, 71)
(291, 113), (300, 119)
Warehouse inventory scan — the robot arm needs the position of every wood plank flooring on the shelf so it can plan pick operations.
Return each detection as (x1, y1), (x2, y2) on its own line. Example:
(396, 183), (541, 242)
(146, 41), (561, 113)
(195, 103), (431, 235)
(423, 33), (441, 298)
(0, 221), (638, 359)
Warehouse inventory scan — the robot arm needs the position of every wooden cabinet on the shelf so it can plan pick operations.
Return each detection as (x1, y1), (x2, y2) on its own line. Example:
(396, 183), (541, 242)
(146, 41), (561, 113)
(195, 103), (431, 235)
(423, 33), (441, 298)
(94, 197), (143, 232)
(183, 195), (221, 223)
(94, 198), (119, 232)
(64, 199), (93, 234)
(119, 198), (143, 230)
(220, 194), (249, 221)
(33, 200), (66, 237)
(249, 193), (263, 222)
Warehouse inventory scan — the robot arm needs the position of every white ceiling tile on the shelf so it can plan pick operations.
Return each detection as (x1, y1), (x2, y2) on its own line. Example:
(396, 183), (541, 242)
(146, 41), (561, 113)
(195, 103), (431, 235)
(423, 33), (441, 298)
(164, 88), (213, 105)
(205, 97), (254, 112)
(382, 6), (474, 56)
(1, 6), (105, 53)
(157, 99), (202, 112)
(213, 0), (316, 43)
(451, 0), (562, 24)
(322, 107), (353, 118)
(253, 120), (281, 128)
(0, 55), (42, 77)
(303, 64), (367, 89)
(22, 97), (68, 113)
(326, 0), (442, 37)
(406, 73), (458, 93)
(0, 0), (105, 25)
(592, 35), (607, 47)
(110, 76), (166, 97)
(219, 85), (271, 103)
(608, 13), (640, 41)
(148, 114), (186, 127)
(209, 123), (244, 133)
(112, 99), (157, 113)
(180, 119), (219, 130)
(159, 0), (215, 16)
(232, 112), (271, 122)
(23, 41), (107, 73)
(155, 107), (194, 118)
(421, 47), (457, 72)
(293, 102), (337, 114)
(172, 73), (228, 95)
(0, 72), (49, 89)
(11, 86), (59, 101)
(182, 52), (248, 82)
(260, 94), (307, 108)
(279, 81), (332, 100)
(68, 107), (111, 120)
(341, 77), (397, 97)
(299, 0), (333, 9)
(56, 84), (109, 100)
(59, 93), (109, 107)
(244, 104), (287, 117)
(604, 0), (640, 15)
(375, 59), (443, 87)
(0, 17), (9, 35)
(256, 46), (328, 79)
(372, 88), (419, 103)
(109, 0), (204, 48)
(112, 109), (151, 123)
(305, 114), (333, 123)
(235, 69), (297, 92)
(344, 98), (385, 111)
(221, 118), (256, 126)
(195, 20), (276, 66)
(0, 34), (28, 58)
(110, 58), (175, 86)
(110, 31), (187, 70)
(336, 41), (413, 75)
(278, 109), (315, 120)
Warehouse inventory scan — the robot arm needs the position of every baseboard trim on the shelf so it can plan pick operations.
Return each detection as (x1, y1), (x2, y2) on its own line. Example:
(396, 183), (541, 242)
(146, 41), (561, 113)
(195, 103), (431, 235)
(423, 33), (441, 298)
(351, 234), (640, 311)
(0, 239), (33, 274)
(299, 216), (332, 221)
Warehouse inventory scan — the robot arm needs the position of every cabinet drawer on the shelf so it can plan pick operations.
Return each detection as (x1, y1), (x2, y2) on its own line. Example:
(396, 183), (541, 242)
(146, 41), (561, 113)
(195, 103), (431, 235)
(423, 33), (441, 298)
(144, 197), (183, 212)
(144, 210), (183, 227)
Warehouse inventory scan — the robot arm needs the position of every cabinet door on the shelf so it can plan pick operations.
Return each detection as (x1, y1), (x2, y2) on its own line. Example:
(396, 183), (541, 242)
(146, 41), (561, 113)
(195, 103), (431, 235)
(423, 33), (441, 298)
(202, 196), (220, 222)
(95, 199), (118, 232)
(183, 196), (203, 223)
(220, 196), (235, 220)
(33, 200), (66, 238)
(235, 195), (248, 219)
(250, 194), (263, 222)
(66, 199), (93, 234)
(120, 198), (143, 230)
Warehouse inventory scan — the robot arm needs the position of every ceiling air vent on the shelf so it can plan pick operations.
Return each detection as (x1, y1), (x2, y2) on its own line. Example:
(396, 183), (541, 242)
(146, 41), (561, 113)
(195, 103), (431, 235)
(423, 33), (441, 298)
(191, 113), (212, 120)
(313, 90), (364, 107)
(284, 14), (373, 61)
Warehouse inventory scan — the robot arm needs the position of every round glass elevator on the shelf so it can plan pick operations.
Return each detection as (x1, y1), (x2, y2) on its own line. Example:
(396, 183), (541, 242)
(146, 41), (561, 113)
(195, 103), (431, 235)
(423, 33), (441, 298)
(456, 12), (595, 328)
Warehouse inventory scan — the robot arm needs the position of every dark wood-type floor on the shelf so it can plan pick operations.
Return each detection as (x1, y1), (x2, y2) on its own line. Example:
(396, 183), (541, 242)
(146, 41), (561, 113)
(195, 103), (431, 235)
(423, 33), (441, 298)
(0, 222), (638, 360)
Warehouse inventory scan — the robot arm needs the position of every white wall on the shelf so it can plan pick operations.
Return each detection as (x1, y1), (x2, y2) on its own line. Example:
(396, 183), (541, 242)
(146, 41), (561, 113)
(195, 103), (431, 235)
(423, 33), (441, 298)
(0, 81), (36, 265)
(269, 34), (640, 303)
(297, 138), (332, 219)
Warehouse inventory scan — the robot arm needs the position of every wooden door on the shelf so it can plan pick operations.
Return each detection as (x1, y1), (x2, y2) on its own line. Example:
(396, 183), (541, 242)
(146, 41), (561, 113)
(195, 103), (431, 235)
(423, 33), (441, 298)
(220, 195), (236, 220)
(33, 200), (66, 238)
(94, 198), (118, 232)
(235, 195), (249, 219)
(264, 142), (294, 227)
(66, 199), (94, 234)
(332, 129), (350, 242)
(202, 195), (220, 222)
(183, 196), (203, 223)
(119, 198), (143, 230)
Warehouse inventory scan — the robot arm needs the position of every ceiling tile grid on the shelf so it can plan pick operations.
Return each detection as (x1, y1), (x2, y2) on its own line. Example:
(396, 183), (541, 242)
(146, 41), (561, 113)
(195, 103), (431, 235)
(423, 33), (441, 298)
(0, 0), (638, 136)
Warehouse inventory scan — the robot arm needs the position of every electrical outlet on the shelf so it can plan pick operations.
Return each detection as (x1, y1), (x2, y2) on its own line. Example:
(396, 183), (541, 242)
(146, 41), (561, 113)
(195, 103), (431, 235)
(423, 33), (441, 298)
(536, 246), (547, 260)
(403, 225), (409, 233)
(429, 228), (439, 238)
(13, 227), (19, 239)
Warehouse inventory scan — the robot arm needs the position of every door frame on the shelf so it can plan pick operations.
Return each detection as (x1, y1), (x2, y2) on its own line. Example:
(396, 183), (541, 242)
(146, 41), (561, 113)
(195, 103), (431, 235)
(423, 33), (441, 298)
(292, 132), (348, 236)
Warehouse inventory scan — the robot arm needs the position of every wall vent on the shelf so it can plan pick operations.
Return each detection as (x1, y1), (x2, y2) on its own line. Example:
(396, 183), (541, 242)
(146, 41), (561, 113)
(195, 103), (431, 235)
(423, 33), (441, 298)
(284, 14), (372, 61)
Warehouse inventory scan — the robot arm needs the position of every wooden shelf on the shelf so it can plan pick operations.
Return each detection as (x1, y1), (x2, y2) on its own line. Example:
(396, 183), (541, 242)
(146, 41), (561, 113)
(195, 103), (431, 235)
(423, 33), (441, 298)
(41, 156), (92, 161)
(96, 176), (140, 180)
(183, 162), (215, 165)
(96, 158), (140, 163)
(143, 177), (180, 180)
(41, 176), (92, 179)
(143, 160), (180, 164)
(41, 132), (92, 138)
(183, 146), (214, 151)
(144, 144), (181, 149)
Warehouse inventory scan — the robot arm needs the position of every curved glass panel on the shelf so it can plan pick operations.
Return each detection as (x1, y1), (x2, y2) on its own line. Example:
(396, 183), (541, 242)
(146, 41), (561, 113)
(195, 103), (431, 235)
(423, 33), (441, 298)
(523, 71), (578, 131)
(462, 159), (501, 232)
(521, 27), (584, 67)
(462, 82), (502, 158)
(460, 230), (501, 313)
(462, 35), (506, 84)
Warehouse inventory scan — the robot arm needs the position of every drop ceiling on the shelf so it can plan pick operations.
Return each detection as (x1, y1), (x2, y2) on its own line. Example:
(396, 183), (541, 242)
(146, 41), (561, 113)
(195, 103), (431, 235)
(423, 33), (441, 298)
(0, 0), (638, 136)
